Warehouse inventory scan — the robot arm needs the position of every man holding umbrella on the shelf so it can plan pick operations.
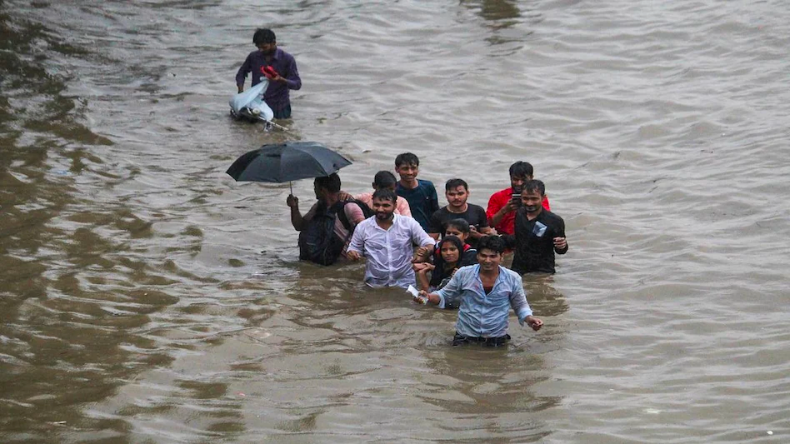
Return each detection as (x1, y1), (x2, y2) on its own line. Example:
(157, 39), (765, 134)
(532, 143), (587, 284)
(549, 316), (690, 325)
(226, 141), (363, 264)
(287, 173), (366, 262)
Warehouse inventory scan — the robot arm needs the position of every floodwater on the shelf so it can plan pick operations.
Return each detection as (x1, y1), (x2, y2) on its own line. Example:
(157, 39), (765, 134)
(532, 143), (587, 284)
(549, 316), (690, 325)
(1, 0), (789, 442)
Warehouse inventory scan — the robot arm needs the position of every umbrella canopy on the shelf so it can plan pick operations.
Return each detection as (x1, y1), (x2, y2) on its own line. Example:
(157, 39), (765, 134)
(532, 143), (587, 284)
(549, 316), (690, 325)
(226, 141), (352, 183)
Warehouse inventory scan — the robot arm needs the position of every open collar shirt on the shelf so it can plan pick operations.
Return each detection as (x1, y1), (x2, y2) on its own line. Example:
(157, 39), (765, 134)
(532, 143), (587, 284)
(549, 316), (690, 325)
(436, 265), (533, 338)
(347, 214), (435, 289)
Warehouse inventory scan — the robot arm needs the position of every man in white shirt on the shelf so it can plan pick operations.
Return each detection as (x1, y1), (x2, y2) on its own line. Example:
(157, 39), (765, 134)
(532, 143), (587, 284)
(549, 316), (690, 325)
(347, 189), (435, 288)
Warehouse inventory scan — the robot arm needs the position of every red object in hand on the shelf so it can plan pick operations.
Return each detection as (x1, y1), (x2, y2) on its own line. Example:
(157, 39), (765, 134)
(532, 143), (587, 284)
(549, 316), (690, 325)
(261, 65), (279, 79)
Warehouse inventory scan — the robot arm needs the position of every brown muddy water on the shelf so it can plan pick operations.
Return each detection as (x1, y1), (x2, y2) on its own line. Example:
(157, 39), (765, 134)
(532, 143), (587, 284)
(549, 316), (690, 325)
(1, 0), (789, 442)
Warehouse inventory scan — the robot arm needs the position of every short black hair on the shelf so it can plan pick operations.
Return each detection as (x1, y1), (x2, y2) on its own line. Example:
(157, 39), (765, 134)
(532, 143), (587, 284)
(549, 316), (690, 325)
(253, 28), (276, 45)
(522, 179), (545, 196)
(373, 170), (397, 189)
(445, 178), (468, 191)
(395, 152), (419, 167)
(477, 235), (506, 255)
(372, 188), (398, 203)
(445, 218), (470, 234)
(509, 161), (534, 179)
(315, 173), (341, 193)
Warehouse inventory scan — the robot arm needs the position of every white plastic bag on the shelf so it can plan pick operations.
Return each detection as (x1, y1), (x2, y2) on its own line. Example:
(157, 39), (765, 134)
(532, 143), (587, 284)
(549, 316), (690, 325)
(229, 81), (274, 122)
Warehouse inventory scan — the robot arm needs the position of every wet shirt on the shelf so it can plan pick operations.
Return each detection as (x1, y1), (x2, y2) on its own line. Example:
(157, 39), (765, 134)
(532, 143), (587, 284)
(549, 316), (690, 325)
(510, 208), (567, 274)
(235, 48), (301, 111)
(396, 179), (439, 232)
(486, 188), (551, 235)
(347, 214), (435, 289)
(435, 265), (533, 338)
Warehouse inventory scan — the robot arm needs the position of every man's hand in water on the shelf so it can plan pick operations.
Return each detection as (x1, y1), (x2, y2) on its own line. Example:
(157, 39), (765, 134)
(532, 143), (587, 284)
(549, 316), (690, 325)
(346, 251), (361, 261)
(525, 316), (543, 331)
(416, 290), (438, 305)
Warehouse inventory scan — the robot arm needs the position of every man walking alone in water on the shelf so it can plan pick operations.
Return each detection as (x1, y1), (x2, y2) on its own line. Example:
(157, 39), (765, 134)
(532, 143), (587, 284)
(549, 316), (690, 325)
(236, 28), (301, 119)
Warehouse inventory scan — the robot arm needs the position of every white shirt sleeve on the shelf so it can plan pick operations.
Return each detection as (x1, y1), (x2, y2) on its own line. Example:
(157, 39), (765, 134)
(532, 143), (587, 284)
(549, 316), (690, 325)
(347, 221), (366, 254)
(409, 218), (436, 247)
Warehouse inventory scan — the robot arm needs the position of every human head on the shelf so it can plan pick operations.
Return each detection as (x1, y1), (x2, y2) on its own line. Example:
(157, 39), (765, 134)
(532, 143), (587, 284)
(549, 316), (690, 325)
(444, 178), (469, 210)
(476, 235), (506, 271)
(438, 235), (464, 265)
(508, 161), (534, 191)
(521, 179), (545, 197)
(520, 179), (545, 213)
(372, 170), (398, 191)
(394, 153), (420, 184)
(253, 28), (277, 55)
(372, 188), (397, 221)
(444, 218), (470, 242)
(314, 173), (341, 199)
(395, 152), (420, 168)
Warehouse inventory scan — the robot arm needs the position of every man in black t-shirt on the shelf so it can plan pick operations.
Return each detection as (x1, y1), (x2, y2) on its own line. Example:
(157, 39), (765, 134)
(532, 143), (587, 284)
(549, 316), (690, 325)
(507, 180), (568, 274)
(429, 178), (493, 249)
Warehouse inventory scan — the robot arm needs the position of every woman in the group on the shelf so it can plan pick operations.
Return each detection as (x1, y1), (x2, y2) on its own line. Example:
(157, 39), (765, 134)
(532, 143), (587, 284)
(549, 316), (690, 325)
(416, 234), (477, 295)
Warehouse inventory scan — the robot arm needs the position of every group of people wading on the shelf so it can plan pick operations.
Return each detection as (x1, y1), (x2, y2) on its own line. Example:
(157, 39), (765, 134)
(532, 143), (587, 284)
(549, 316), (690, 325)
(236, 29), (567, 347)
(285, 154), (567, 347)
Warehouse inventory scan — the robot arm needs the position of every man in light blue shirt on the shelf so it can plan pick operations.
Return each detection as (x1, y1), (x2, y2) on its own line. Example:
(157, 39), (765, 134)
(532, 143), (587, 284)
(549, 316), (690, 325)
(419, 236), (543, 346)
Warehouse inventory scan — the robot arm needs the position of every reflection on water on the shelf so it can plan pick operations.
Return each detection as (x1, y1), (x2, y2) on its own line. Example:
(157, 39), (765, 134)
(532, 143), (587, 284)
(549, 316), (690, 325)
(465, 0), (521, 24)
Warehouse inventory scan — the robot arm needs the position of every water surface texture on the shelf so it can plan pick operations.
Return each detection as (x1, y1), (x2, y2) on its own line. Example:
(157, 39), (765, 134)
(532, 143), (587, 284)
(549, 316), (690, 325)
(1, 0), (789, 442)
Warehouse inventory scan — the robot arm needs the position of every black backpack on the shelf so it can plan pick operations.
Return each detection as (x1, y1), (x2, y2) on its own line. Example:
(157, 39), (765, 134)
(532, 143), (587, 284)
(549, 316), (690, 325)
(298, 199), (374, 265)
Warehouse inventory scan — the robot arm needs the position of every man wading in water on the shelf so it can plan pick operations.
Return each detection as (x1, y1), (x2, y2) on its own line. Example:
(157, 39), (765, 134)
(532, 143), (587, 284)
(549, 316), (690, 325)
(417, 235), (543, 346)
(235, 28), (301, 119)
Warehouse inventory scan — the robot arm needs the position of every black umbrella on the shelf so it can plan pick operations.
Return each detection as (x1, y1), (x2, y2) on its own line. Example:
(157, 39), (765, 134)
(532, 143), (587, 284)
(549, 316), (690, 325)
(226, 141), (352, 192)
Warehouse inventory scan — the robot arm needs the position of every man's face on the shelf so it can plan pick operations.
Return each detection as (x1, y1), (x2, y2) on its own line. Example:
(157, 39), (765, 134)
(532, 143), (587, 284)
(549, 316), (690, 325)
(372, 197), (396, 221)
(313, 181), (324, 200)
(477, 248), (503, 271)
(395, 163), (419, 183)
(510, 174), (532, 192)
(257, 42), (276, 56)
(445, 185), (468, 209)
(521, 189), (543, 213)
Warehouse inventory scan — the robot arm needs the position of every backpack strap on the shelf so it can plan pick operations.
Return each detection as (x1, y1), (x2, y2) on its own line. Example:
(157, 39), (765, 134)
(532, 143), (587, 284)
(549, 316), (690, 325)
(333, 199), (372, 232)
(329, 201), (354, 231)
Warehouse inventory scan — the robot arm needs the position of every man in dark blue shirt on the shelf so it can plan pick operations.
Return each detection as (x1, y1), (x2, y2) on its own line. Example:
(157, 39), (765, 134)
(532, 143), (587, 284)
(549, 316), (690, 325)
(394, 152), (439, 231)
(235, 28), (301, 119)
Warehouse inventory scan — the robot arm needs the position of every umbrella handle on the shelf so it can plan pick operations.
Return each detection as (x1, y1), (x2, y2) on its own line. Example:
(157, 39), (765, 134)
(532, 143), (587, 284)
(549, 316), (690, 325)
(290, 181), (293, 195)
